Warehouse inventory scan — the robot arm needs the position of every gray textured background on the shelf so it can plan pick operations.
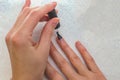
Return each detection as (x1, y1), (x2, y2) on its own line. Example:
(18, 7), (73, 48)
(0, 0), (120, 80)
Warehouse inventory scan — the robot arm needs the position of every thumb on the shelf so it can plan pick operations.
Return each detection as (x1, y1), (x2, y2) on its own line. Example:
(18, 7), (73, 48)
(38, 18), (59, 48)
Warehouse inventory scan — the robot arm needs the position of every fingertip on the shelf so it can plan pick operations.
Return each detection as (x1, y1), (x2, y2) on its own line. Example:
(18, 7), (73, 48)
(56, 9), (59, 13)
(45, 2), (57, 10)
(22, 0), (31, 10)
(75, 41), (81, 46)
(51, 18), (60, 28)
(53, 17), (60, 22)
(46, 2), (57, 12)
(26, 0), (31, 6)
(51, 2), (57, 6)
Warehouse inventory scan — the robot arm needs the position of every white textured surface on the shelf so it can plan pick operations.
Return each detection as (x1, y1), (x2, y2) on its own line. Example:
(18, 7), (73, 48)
(0, 0), (120, 80)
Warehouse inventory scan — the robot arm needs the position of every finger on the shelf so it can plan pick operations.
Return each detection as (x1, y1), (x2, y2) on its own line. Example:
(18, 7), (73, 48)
(30, 7), (58, 22)
(23, 7), (57, 22)
(6, 0), (31, 40)
(40, 14), (49, 22)
(22, 0), (31, 11)
(38, 18), (59, 50)
(50, 43), (81, 80)
(45, 63), (64, 80)
(40, 9), (58, 22)
(56, 38), (89, 75)
(14, 7), (31, 28)
(20, 2), (57, 33)
(75, 41), (101, 73)
(11, 6), (39, 33)
(8, 7), (31, 36)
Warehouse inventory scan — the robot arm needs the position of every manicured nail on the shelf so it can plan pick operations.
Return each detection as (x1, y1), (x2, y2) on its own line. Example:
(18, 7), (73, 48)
(55, 23), (60, 29)
(56, 32), (62, 40)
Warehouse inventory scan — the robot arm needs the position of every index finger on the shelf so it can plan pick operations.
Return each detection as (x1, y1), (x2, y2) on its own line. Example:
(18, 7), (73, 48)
(22, 0), (31, 11)
(20, 2), (57, 33)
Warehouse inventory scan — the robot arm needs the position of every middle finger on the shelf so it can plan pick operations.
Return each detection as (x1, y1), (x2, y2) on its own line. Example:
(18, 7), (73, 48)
(50, 43), (80, 80)
(56, 37), (89, 75)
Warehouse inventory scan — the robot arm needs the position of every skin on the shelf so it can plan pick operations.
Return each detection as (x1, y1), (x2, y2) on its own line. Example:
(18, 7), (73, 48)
(45, 38), (107, 80)
(46, 38), (106, 80)
(5, 0), (59, 80)
(5, 0), (106, 80)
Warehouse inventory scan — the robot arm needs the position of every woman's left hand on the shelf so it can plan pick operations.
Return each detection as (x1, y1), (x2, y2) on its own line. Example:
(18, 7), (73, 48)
(45, 37), (106, 80)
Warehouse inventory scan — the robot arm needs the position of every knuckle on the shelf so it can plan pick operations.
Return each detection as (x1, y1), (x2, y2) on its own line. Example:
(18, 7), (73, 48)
(53, 74), (63, 80)
(52, 48), (57, 54)
(44, 27), (53, 35)
(43, 24), (54, 38)
(92, 73), (106, 80)
(11, 35), (19, 44)
(21, 7), (31, 15)
(5, 33), (11, 43)
(88, 73), (97, 80)
(68, 74), (80, 80)
(11, 34), (24, 46)
(81, 47), (87, 53)
(5, 32), (25, 46)
(53, 71), (59, 77)
(30, 9), (39, 17)
(87, 56), (94, 62)
(71, 55), (80, 63)
(23, 7), (31, 12)
(50, 70), (57, 77)
(53, 70), (58, 75)
(60, 59), (68, 68)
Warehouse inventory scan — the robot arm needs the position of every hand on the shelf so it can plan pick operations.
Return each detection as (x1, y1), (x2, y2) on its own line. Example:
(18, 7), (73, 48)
(5, 0), (59, 80)
(45, 37), (107, 80)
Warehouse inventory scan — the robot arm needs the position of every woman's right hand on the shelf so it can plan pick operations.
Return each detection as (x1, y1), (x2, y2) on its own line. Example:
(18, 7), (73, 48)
(5, 0), (59, 80)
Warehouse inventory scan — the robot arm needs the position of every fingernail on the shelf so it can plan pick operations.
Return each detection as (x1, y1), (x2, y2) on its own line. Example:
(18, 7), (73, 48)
(49, 2), (57, 6)
(51, 2), (57, 5)
(55, 23), (60, 29)
(52, 18), (59, 28)
(76, 41), (81, 46)
(56, 32), (62, 40)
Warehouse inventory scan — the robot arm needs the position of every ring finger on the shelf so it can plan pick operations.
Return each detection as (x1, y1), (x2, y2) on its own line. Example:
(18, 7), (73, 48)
(50, 43), (81, 80)
(45, 63), (64, 80)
